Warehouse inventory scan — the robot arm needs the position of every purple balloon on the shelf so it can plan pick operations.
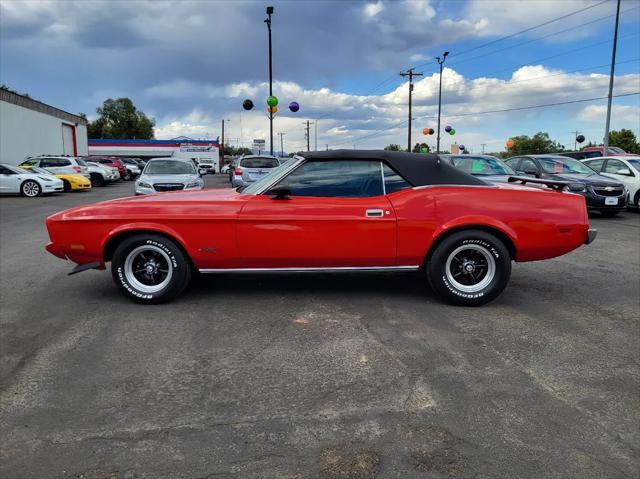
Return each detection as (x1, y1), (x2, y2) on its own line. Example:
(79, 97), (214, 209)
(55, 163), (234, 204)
(459, 144), (465, 150)
(444, 125), (452, 133)
(288, 101), (300, 112)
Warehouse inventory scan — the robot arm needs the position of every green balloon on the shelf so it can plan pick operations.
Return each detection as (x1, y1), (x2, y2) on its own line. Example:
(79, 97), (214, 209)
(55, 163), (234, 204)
(420, 147), (429, 153)
(267, 95), (278, 107)
(449, 129), (456, 135)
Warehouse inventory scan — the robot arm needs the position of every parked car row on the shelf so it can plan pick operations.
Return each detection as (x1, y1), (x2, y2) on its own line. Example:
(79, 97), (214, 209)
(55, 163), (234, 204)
(440, 153), (638, 216)
(0, 155), (150, 197)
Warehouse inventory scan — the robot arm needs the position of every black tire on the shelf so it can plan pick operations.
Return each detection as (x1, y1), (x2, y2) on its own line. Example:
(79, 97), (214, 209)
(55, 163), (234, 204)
(20, 180), (42, 197)
(600, 210), (619, 218)
(633, 191), (640, 209)
(426, 230), (511, 306)
(90, 173), (105, 187)
(111, 234), (192, 304)
(62, 179), (71, 192)
(123, 171), (132, 181)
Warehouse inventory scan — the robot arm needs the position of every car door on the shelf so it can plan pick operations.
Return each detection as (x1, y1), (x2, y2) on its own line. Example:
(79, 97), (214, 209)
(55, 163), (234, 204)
(0, 166), (21, 193)
(237, 159), (397, 268)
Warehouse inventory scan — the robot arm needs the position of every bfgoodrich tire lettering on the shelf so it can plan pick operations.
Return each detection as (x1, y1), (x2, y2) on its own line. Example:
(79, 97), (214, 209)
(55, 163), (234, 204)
(111, 234), (191, 304)
(427, 230), (511, 306)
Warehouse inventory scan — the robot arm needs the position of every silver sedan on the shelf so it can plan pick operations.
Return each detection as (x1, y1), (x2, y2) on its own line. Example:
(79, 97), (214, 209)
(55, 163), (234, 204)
(135, 158), (205, 195)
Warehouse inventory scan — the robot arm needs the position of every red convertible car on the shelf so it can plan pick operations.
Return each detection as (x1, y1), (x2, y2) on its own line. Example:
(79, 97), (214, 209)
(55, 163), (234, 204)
(45, 150), (596, 306)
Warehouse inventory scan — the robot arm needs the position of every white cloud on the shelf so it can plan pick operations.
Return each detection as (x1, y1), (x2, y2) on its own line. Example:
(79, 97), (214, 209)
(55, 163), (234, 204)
(153, 66), (640, 152)
(363, 1), (384, 18)
(578, 104), (640, 124)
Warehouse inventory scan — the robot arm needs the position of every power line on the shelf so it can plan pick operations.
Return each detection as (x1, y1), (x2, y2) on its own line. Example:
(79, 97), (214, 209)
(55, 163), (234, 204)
(447, 0), (612, 60)
(336, 92), (639, 147)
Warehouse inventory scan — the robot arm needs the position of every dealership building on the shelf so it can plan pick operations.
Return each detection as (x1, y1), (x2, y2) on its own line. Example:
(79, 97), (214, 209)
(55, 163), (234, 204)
(88, 137), (220, 159)
(0, 89), (88, 165)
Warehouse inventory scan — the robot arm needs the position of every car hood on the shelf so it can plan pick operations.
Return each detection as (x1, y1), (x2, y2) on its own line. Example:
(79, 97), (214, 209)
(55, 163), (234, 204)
(544, 172), (623, 187)
(47, 188), (247, 223)
(138, 174), (199, 183)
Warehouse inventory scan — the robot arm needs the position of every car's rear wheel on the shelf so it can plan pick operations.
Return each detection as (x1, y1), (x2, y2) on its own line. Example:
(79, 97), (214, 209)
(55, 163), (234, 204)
(427, 230), (511, 306)
(111, 234), (191, 304)
(21, 180), (41, 197)
(90, 173), (105, 187)
(123, 171), (132, 181)
(62, 179), (71, 192)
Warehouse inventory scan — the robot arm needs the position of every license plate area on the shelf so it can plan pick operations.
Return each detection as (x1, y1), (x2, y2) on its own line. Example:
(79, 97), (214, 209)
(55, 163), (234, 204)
(605, 197), (618, 205)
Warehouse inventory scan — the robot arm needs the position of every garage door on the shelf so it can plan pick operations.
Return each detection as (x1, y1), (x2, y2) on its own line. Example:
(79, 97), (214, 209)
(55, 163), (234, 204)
(62, 124), (76, 155)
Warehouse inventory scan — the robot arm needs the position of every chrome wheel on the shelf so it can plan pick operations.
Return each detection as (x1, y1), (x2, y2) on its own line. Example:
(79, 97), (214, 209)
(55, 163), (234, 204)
(445, 244), (496, 293)
(22, 181), (41, 197)
(124, 245), (173, 294)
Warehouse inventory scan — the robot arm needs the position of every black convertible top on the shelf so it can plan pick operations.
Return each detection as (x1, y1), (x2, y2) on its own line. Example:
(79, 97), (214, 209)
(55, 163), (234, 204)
(302, 150), (486, 187)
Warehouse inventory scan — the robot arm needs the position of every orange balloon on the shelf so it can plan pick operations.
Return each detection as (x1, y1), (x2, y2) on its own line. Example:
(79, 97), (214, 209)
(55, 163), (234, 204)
(506, 139), (514, 148)
(268, 106), (278, 113)
(423, 128), (430, 136)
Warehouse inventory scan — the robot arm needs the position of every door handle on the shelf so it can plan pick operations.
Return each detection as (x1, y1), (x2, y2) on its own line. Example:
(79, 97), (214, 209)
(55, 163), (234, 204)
(365, 209), (384, 217)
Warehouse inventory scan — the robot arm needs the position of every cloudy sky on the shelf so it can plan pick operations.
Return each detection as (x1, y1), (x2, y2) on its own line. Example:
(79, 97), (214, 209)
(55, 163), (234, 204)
(1, 0), (639, 153)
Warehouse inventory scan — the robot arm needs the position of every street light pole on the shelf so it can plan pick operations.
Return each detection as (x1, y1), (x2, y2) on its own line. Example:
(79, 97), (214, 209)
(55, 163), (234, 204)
(265, 6), (274, 155)
(436, 51), (449, 154)
(603, 0), (621, 156)
(278, 132), (286, 157)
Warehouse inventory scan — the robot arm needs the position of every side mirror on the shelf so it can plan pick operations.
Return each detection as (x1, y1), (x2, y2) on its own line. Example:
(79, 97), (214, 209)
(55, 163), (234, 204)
(199, 168), (207, 176)
(270, 186), (292, 200)
(523, 168), (538, 177)
(616, 168), (632, 176)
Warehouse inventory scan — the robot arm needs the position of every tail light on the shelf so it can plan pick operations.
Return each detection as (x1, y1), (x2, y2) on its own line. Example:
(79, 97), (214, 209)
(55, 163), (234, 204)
(234, 167), (243, 175)
(72, 166), (81, 173)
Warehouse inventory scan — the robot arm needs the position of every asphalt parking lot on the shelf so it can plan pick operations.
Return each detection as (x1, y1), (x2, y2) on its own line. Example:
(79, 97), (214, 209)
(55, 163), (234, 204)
(1, 174), (639, 479)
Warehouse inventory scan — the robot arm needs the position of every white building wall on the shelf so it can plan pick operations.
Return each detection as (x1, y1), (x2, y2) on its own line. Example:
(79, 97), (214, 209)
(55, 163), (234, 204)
(0, 100), (88, 165)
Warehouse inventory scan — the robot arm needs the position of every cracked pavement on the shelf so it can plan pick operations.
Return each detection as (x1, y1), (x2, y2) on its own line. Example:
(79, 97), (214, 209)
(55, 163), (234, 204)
(1, 175), (639, 478)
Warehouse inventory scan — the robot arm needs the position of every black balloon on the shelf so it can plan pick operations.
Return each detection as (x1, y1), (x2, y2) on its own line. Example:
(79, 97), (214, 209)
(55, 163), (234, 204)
(576, 134), (585, 143)
(429, 128), (435, 135)
(242, 99), (254, 110)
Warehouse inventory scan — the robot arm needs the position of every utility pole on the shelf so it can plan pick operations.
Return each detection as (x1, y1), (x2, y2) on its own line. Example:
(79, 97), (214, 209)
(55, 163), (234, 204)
(400, 68), (423, 152)
(304, 121), (313, 151)
(435, 51), (449, 154)
(220, 119), (225, 167)
(265, 6), (274, 155)
(481, 143), (486, 154)
(603, 0), (621, 156)
(326, 144), (329, 151)
(314, 120), (318, 151)
(277, 132), (286, 157)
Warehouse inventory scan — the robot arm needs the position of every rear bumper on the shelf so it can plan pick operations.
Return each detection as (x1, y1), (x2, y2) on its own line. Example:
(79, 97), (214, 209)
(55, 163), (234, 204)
(585, 228), (597, 245)
(46, 242), (67, 259)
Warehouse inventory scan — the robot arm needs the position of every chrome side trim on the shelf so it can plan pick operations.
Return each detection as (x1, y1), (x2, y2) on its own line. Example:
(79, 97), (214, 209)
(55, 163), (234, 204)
(412, 184), (495, 190)
(199, 266), (420, 274)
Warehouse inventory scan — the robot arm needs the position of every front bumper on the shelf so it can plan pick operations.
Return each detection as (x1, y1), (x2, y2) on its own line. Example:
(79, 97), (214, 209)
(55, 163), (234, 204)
(585, 228), (597, 245)
(584, 192), (626, 210)
(42, 183), (64, 193)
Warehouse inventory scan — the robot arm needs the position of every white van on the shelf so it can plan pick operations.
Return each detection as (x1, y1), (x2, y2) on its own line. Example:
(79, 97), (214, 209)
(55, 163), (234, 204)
(172, 150), (219, 173)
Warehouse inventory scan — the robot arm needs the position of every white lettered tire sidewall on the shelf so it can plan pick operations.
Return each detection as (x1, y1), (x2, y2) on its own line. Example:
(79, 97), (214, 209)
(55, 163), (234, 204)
(427, 230), (511, 306)
(111, 234), (191, 304)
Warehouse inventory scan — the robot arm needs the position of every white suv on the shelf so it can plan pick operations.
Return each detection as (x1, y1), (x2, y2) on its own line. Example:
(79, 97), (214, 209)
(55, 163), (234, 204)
(20, 156), (90, 178)
(86, 162), (119, 186)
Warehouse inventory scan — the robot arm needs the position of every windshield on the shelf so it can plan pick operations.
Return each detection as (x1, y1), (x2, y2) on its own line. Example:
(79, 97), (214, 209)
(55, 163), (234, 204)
(241, 157), (279, 168)
(144, 160), (196, 175)
(538, 157), (594, 174)
(449, 156), (514, 175)
(242, 159), (303, 194)
(626, 159), (640, 170)
(30, 166), (54, 175)
(609, 147), (625, 154)
(5, 164), (28, 174)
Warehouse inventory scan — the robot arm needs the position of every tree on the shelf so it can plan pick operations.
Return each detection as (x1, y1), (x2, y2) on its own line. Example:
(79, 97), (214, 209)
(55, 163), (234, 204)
(608, 129), (639, 154)
(384, 144), (401, 151)
(88, 98), (155, 139)
(507, 132), (564, 156)
(412, 142), (430, 153)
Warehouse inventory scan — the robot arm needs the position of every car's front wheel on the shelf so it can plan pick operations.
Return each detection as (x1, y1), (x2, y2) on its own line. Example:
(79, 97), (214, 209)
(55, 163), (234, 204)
(21, 180), (42, 197)
(111, 234), (192, 304)
(426, 230), (511, 306)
